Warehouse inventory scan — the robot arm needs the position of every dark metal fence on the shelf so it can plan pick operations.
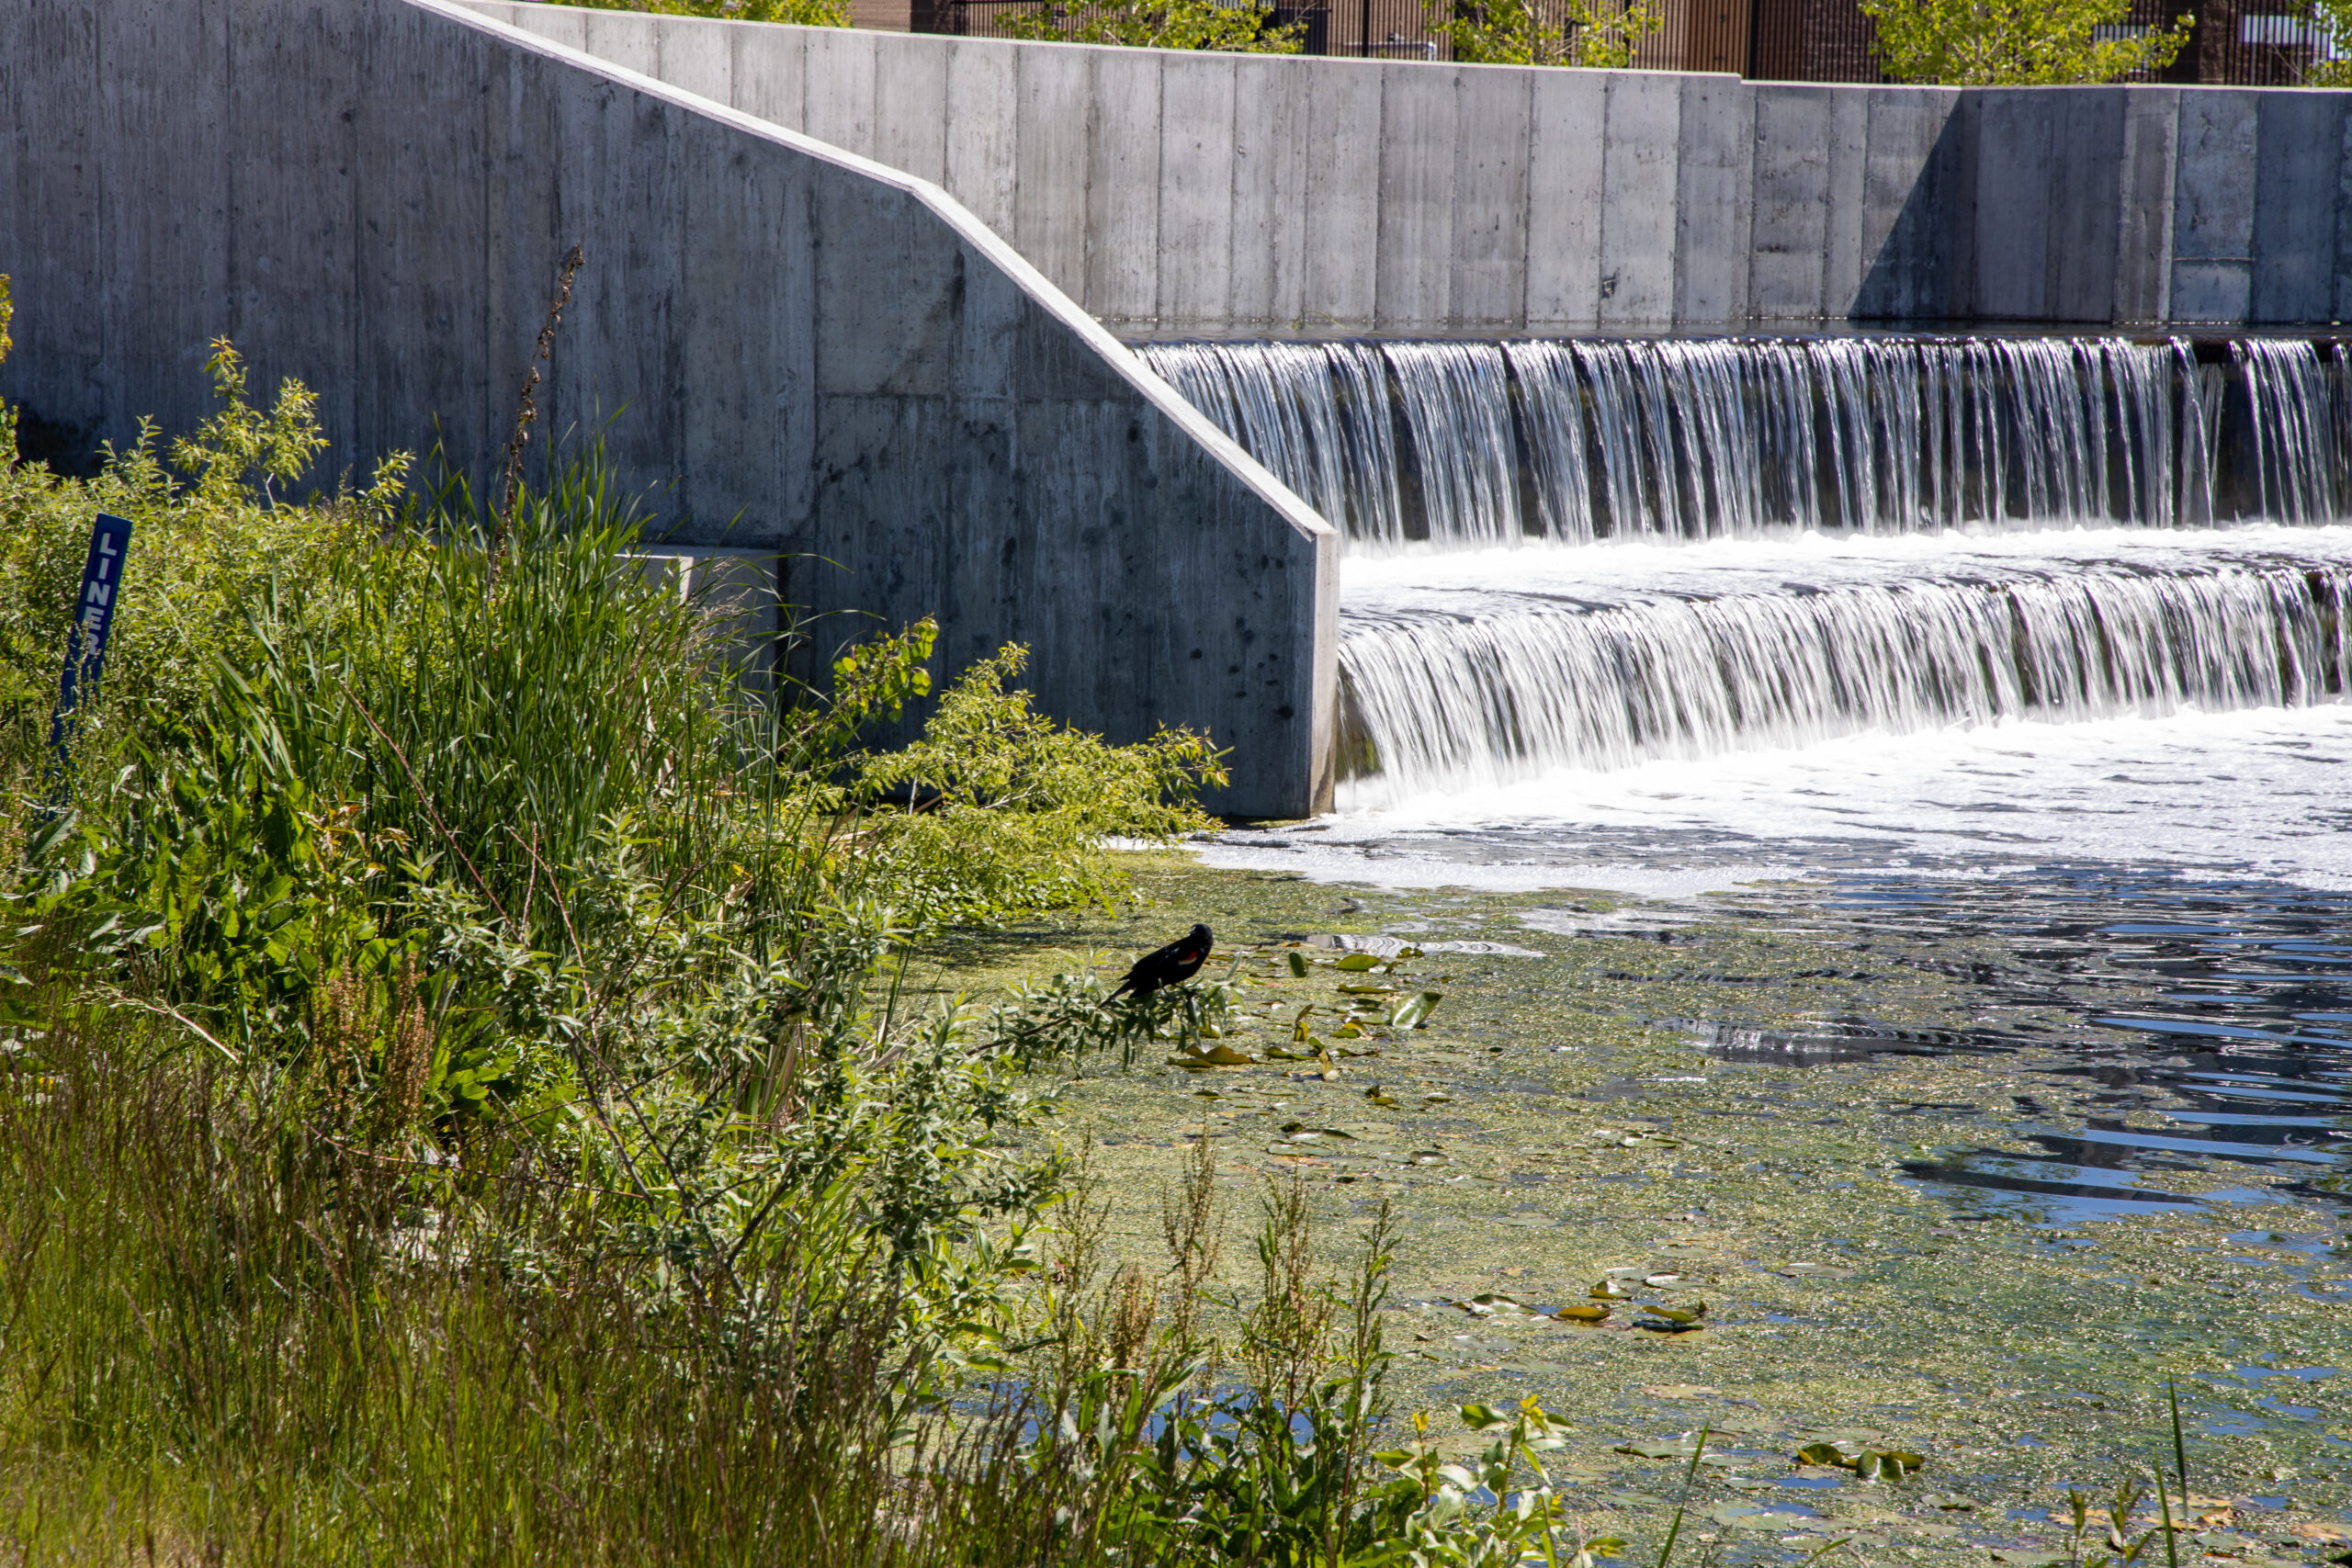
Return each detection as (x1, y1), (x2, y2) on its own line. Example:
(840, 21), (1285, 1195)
(919, 0), (2336, 83)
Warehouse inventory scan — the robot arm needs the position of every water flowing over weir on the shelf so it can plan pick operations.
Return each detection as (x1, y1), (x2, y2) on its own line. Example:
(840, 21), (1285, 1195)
(1339, 550), (2352, 795)
(1142, 335), (2352, 803)
(1141, 335), (2351, 543)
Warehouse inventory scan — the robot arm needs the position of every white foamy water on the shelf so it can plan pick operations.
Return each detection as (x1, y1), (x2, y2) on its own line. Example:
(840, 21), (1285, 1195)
(1337, 527), (2352, 805)
(1204, 703), (2352, 897)
(1151, 335), (2352, 902)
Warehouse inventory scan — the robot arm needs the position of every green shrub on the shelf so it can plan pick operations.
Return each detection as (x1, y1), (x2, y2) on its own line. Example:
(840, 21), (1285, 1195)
(994, 0), (1306, 52)
(860, 644), (1226, 928)
(0, 320), (1303, 1565)
(1857, 0), (2192, 82)
(1426, 0), (1662, 66)
(0, 341), (404, 810)
(544, 0), (854, 28)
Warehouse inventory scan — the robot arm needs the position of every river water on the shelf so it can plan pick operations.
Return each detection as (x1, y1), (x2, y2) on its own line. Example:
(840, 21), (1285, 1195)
(1145, 334), (2352, 1224)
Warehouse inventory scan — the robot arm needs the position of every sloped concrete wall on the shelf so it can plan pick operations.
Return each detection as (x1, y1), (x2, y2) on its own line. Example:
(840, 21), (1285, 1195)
(464, 2), (2352, 334)
(0, 0), (1337, 817)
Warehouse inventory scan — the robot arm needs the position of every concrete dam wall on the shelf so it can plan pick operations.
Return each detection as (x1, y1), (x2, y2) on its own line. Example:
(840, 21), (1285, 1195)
(8, 4), (2351, 825)
(0, 0), (1337, 818)
(461, 2), (2352, 335)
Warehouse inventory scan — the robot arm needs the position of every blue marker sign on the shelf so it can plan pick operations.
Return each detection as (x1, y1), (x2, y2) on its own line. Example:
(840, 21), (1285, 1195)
(49, 513), (134, 788)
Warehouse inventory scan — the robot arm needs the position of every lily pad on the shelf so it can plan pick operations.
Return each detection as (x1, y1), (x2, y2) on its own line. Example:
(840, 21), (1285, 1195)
(1555, 1303), (1611, 1323)
(1335, 953), (1382, 972)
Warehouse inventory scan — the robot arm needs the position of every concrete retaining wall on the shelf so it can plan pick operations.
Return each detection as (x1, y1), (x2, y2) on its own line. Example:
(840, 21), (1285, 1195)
(463, 2), (2352, 335)
(0, 0), (1338, 817)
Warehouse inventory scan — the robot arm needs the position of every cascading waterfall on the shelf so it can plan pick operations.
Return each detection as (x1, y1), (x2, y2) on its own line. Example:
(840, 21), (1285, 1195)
(1143, 333), (2352, 804)
(1337, 556), (2352, 799)
(1139, 334), (2344, 545)
(2233, 339), (2346, 524)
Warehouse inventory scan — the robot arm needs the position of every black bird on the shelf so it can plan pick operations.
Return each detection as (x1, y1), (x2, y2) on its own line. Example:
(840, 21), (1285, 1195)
(1112, 923), (1214, 998)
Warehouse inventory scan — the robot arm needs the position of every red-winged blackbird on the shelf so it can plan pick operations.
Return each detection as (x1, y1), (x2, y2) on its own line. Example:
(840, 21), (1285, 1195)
(1111, 923), (1214, 998)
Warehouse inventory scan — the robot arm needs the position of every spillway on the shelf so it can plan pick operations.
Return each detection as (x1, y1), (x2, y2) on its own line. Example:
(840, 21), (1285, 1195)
(1142, 335), (2352, 806)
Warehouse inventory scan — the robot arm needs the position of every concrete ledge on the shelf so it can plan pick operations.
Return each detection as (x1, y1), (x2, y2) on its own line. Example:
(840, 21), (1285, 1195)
(463, 1), (2352, 333)
(0, 0), (1337, 816)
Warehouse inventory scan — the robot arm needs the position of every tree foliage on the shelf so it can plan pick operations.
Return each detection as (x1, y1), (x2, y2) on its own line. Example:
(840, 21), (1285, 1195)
(547, 0), (854, 28)
(2304, 0), (2352, 85)
(995, 0), (1304, 51)
(1858, 0), (2191, 83)
(1427, 0), (1662, 65)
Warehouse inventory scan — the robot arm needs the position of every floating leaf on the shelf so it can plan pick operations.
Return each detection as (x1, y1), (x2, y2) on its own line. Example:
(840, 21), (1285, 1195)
(1644, 1273), (1683, 1287)
(1636, 1301), (1707, 1328)
(1365, 1088), (1398, 1107)
(1170, 1043), (1256, 1068)
(1336, 953), (1381, 972)
(1555, 1303), (1611, 1323)
(1616, 1438), (1701, 1460)
(1287, 951), (1310, 977)
(1262, 1045), (1307, 1061)
(1591, 1280), (1632, 1300)
(1795, 1441), (1922, 1482)
(1339, 983), (1396, 996)
(1389, 990), (1444, 1029)
(1333, 1024), (1363, 1039)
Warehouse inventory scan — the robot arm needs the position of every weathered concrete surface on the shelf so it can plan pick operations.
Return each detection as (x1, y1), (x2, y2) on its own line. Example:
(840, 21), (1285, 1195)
(0, 0), (1338, 818)
(464, 1), (2352, 333)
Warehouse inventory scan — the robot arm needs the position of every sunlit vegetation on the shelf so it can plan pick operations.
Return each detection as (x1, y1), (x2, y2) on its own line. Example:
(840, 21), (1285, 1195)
(1425, 0), (1663, 68)
(0, 299), (1652, 1562)
(1856, 0), (2191, 83)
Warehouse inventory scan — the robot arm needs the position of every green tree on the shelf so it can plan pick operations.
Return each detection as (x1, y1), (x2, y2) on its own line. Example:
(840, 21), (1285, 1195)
(548, 0), (853, 28)
(2303, 0), (2351, 85)
(1428, 0), (1662, 65)
(1859, 0), (2192, 82)
(995, 0), (1304, 51)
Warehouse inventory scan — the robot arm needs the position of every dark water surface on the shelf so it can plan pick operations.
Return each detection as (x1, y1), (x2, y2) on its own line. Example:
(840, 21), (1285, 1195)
(1702, 865), (2352, 1229)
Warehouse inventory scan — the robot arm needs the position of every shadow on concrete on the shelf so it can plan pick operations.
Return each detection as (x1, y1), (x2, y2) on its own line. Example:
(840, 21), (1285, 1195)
(1851, 110), (1965, 323)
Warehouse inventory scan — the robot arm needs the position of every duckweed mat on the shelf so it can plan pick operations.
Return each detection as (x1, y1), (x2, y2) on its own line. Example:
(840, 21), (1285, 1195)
(909, 854), (2352, 1567)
